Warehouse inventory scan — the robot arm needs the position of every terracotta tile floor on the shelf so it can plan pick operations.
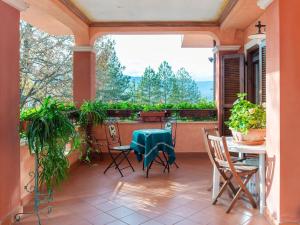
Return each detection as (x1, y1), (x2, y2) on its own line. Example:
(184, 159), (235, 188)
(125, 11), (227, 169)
(15, 156), (270, 225)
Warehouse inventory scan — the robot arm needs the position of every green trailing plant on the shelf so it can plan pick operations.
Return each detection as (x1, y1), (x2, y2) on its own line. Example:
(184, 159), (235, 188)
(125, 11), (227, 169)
(106, 102), (141, 110)
(226, 93), (266, 134)
(79, 100), (108, 162)
(103, 100), (216, 111)
(21, 101), (77, 121)
(79, 100), (108, 127)
(22, 97), (80, 194)
(175, 100), (216, 110)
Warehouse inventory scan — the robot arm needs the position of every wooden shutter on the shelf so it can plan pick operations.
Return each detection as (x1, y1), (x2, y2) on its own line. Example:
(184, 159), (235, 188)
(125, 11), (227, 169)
(261, 45), (266, 103)
(221, 54), (245, 135)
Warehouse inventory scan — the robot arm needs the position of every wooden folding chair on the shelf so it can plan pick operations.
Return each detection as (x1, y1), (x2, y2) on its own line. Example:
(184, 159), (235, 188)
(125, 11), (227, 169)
(207, 135), (258, 213)
(104, 119), (135, 177)
(203, 127), (236, 192)
(202, 127), (220, 164)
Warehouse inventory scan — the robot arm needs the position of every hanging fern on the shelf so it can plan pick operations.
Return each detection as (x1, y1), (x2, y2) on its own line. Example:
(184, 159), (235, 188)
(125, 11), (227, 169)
(23, 97), (80, 194)
(79, 100), (108, 127)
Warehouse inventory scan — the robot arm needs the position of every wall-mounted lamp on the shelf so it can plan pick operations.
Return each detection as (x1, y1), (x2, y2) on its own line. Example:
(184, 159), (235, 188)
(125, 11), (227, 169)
(248, 21), (266, 40)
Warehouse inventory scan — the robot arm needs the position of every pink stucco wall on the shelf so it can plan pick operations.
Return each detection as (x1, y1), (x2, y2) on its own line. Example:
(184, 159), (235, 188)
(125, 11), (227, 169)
(243, 1), (300, 223)
(0, 1), (21, 224)
(92, 122), (218, 153)
(263, 2), (281, 223)
(243, 2), (281, 223)
(279, 0), (300, 223)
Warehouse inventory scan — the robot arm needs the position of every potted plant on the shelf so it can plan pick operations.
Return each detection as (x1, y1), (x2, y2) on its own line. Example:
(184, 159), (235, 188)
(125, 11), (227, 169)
(139, 111), (166, 122)
(106, 102), (134, 118)
(79, 100), (107, 128)
(21, 97), (80, 197)
(177, 101), (217, 119)
(139, 104), (167, 122)
(79, 100), (107, 161)
(20, 108), (37, 135)
(226, 93), (266, 145)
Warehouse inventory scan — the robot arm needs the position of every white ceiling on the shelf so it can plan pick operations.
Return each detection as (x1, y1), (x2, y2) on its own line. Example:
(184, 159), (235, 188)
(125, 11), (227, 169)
(71, 0), (229, 22)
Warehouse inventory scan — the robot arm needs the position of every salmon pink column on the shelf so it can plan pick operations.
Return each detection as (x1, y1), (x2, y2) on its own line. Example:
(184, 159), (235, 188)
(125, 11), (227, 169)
(258, 0), (300, 223)
(278, 0), (300, 223)
(73, 46), (96, 105)
(0, 0), (27, 224)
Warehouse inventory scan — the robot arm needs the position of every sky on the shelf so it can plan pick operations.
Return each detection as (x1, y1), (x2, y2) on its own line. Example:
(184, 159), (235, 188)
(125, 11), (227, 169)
(109, 35), (213, 81)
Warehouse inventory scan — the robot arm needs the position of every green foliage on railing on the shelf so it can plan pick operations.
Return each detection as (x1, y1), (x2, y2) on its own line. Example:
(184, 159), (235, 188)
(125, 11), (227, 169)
(174, 100), (216, 110)
(104, 99), (216, 111)
(21, 99), (217, 125)
(21, 99), (216, 116)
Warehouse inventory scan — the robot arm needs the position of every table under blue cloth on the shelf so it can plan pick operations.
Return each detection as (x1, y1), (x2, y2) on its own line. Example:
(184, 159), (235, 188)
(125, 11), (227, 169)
(130, 129), (176, 168)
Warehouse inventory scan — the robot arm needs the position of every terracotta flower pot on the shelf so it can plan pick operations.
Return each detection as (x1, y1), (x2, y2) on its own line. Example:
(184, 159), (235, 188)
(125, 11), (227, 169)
(230, 128), (266, 145)
(107, 109), (132, 118)
(20, 121), (28, 132)
(179, 109), (217, 118)
(139, 111), (166, 122)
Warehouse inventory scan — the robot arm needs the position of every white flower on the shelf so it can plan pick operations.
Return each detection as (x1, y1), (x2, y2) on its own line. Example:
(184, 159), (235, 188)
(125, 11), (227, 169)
(248, 108), (256, 114)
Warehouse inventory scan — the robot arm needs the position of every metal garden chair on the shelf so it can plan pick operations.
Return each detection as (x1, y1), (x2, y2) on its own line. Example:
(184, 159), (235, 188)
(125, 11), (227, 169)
(162, 117), (179, 170)
(104, 119), (135, 177)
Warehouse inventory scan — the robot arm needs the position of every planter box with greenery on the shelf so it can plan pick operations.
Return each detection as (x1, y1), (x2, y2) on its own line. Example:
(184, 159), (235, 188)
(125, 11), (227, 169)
(139, 111), (166, 122)
(107, 109), (132, 118)
(226, 93), (266, 145)
(179, 109), (217, 119)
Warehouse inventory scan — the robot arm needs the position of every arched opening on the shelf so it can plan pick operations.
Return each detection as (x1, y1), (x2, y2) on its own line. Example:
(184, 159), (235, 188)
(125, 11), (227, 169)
(93, 33), (218, 106)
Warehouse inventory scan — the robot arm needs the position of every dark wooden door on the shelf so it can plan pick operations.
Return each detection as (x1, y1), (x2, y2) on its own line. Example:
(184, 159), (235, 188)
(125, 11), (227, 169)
(247, 46), (260, 103)
(246, 44), (266, 104)
(220, 54), (245, 135)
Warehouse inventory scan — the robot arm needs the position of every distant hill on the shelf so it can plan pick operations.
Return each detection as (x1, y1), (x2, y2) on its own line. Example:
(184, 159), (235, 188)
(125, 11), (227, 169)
(196, 81), (214, 100)
(129, 76), (142, 85)
(128, 76), (214, 101)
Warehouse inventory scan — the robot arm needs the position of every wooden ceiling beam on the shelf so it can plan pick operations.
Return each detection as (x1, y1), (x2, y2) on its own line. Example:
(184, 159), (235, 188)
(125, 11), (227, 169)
(218, 0), (239, 24)
(58, 0), (91, 24)
(89, 21), (219, 28)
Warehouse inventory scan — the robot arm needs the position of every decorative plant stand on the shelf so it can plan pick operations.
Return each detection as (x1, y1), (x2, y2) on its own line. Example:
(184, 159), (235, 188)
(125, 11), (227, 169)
(14, 152), (52, 225)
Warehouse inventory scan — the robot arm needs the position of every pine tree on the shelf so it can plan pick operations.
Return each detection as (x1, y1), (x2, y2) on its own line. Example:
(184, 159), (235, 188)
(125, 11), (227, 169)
(95, 37), (130, 102)
(138, 66), (161, 104)
(157, 61), (175, 104)
(175, 67), (201, 102)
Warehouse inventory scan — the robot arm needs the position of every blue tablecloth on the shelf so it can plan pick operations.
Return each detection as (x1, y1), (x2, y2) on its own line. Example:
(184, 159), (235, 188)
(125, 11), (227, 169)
(130, 129), (176, 168)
